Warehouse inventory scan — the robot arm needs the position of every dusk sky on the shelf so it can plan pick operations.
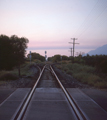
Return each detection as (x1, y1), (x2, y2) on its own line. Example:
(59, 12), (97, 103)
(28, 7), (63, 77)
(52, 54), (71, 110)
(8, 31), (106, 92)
(0, 0), (107, 57)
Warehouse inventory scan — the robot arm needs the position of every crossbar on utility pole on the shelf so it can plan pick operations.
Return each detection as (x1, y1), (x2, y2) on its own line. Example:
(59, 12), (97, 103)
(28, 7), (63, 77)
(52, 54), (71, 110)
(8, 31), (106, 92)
(69, 38), (79, 62)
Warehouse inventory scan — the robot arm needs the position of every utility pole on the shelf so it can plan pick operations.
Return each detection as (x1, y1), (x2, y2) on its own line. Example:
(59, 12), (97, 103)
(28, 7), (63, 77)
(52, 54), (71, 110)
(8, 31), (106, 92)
(69, 48), (72, 57)
(69, 48), (72, 62)
(69, 38), (79, 62)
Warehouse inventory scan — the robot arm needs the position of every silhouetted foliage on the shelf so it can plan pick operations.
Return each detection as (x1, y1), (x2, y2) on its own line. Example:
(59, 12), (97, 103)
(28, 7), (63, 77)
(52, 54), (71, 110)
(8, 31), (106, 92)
(48, 55), (69, 62)
(50, 54), (61, 62)
(27, 52), (45, 62)
(0, 35), (11, 69)
(48, 52), (107, 73)
(48, 57), (52, 61)
(62, 55), (69, 60)
(0, 34), (29, 75)
(82, 54), (107, 73)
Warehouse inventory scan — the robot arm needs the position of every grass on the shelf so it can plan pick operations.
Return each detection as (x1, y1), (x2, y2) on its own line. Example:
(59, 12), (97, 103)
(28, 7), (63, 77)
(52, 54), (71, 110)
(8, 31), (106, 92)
(56, 62), (107, 89)
(0, 62), (36, 81)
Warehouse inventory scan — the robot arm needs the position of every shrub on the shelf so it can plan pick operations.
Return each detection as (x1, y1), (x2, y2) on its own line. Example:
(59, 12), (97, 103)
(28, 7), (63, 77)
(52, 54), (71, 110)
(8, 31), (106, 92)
(62, 61), (66, 64)
(0, 62), (35, 80)
(66, 63), (72, 70)
(94, 82), (107, 89)
(0, 73), (18, 80)
(73, 72), (90, 84)
(87, 74), (102, 86)
(56, 62), (107, 88)
(66, 69), (72, 75)
(63, 67), (69, 72)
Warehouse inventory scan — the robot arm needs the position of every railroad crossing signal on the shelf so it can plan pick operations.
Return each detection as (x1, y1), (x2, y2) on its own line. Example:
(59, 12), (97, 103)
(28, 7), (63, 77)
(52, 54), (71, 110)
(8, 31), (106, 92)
(45, 51), (47, 61)
(45, 51), (47, 54)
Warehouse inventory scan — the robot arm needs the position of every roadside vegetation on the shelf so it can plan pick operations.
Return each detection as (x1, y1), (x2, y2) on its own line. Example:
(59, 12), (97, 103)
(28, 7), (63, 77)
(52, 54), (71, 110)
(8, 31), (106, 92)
(0, 53), (45, 83)
(48, 54), (107, 89)
(0, 62), (35, 81)
(56, 61), (107, 89)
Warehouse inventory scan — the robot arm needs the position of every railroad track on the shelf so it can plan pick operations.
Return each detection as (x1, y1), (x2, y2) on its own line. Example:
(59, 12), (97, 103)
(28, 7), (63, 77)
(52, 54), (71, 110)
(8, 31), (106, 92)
(12, 64), (86, 120)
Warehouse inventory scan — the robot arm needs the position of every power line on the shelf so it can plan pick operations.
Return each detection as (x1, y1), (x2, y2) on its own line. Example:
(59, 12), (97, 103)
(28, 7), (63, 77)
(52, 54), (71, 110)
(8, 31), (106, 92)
(73, 0), (100, 37)
(78, 3), (107, 38)
(73, 0), (107, 38)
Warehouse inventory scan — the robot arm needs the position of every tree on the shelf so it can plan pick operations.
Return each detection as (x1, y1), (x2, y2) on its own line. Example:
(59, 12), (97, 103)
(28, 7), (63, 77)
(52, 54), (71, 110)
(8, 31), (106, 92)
(10, 35), (29, 76)
(52, 55), (61, 62)
(62, 55), (68, 60)
(0, 35), (12, 69)
(0, 34), (29, 76)
(27, 52), (45, 62)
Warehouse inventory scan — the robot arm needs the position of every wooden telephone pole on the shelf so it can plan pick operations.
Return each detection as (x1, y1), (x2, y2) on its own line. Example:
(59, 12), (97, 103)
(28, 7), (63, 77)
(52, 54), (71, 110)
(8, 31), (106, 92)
(69, 48), (72, 57)
(69, 48), (72, 62)
(69, 38), (79, 62)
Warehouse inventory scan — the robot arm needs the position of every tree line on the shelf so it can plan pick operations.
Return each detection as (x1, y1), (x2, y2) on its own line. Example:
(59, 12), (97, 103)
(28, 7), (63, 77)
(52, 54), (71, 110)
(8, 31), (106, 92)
(82, 54), (107, 73)
(27, 52), (45, 62)
(72, 54), (107, 73)
(0, 34), (29, 75)
(48, 54), (107, 73)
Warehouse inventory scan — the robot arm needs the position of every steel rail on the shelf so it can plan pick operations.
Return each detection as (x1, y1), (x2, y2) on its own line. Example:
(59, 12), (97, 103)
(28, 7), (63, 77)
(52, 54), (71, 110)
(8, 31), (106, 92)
(14, 65), (46, 120)
(50, 65), (86, 120)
